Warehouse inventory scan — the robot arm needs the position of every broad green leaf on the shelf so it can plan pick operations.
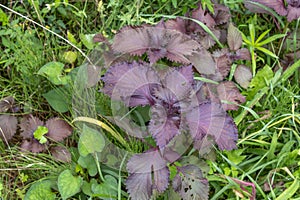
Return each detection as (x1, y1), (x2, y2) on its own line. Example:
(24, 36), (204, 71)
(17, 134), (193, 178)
(79, 34), (95, 50)
(247, 65), (274, 100)
(33, 126), (48, 144)
(63, 51), (77, 64)
(58, 169), (83, 200)
(38, 62), (70, 85)
(78, 125), (105, 156)
(24, 180), (56, 200)
(92, 175), (118, 199)
(81, 179), (98, 197)
(275, 178), (299, 200)
(43, 88), (70, 113)
(78, 154), (98, 176)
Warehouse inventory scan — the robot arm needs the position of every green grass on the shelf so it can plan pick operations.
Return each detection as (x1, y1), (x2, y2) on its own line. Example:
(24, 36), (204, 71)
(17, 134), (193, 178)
(0, 0), (300, 199)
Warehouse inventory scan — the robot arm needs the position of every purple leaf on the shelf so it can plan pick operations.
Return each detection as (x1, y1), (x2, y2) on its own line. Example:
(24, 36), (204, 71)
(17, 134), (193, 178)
(45, 118), (72, 142)
(51, 146), (72, 163)
(189, 50), (216, 75)
(0, 96), (15, 112)
(102, 61), (160, 106)
(20, 115), (44, 139)
(217, 81), (246, 110)
(213, 50), (232, 80)
(186, 103), (238, 150)
(149, 104), (181, 148)
(200, 29), (221, 49)
(287, 0), (300, 7)
(165, 18), (188, 34)
(0, 115), (18, 141)
(160, 65), (193, 102)
(173, 165), (209, 200)
(235, 48), (251, 61)
(213, 4), (231, 25)
(287, 5), (300, 21)
(234, 65), (253, 89)
(227, 23), (242, 51)
(20, 140), (45, 153)
(191, 4), (216, 29)
(126, 149), (169, 200)
(112, 26), (200, 64)
(245, 0), (287, 16)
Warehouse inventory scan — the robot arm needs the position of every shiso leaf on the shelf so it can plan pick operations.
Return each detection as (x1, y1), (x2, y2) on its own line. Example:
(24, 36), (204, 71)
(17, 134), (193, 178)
(287, 5), (300, 22)
(173, 165), (209, 200)
(51, 146), (72, 163)
(20, 140), (45, 153)
(45, 118), (72, 142)
(186, 102), (238, 150)
(149, 103), (181, 149)
(0, 115), (18, 141)
(245, 0), (287, 16)
(0, 96), (15, 112)
(102, 61), (160, 106)
(227, 23), (242, 51)
(20, 115), (44, 139)
(217, 81), (246, 110)
(126, 149), (169, 200)
(112, 26), (200, 64)
(234, 65), (253, 89)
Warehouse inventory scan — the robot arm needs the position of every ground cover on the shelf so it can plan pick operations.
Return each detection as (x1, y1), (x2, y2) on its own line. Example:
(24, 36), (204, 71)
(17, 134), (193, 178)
(0, 0), (299, 199)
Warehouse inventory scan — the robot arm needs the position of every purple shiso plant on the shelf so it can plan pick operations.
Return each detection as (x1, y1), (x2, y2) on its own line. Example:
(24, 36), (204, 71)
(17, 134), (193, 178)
(97, 3), (251, 200)
(245, 0), (300, 22)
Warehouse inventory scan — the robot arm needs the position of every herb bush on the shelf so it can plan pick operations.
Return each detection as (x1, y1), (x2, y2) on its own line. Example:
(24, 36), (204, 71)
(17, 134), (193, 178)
(82, 3), (251, 199)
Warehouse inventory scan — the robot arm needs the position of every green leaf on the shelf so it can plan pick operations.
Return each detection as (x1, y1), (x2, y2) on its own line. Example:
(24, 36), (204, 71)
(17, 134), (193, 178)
(67, 31), (78, 45)
(0, 8), (9, 26)
(24, 180), (56, 200)
(171, 0), (177, 8)
(79, 34), (95, 50)
(63, 51), (77, 64)
(78, 154), (98, 176)
(247, 65), (274, 100)
(43, 88), (70, 113)
(33, 126), (48, 144)
(78, 125), (105, 157)
(279, 59), (300, 84)
(255, 29), (271, 44)
(256, 34), (285, 46)
(92, 175), (118, 199)
(275, 178), (299, 200)
(58, 170), (83, 200)
(224, 149), (246, 165)
(38, 62), (70, 85)
(256, 46), (278, 58)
